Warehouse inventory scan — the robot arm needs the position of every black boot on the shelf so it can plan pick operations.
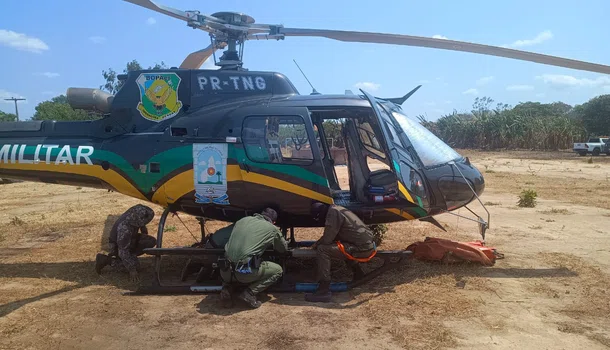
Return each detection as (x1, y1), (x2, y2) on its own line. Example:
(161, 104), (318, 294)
(305, 281), (332, 303)
(95, 253), (111, 274)
(237, 288), (262, 309)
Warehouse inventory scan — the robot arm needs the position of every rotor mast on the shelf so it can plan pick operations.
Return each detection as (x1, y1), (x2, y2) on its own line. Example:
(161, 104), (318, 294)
(185, 10), (256, 70)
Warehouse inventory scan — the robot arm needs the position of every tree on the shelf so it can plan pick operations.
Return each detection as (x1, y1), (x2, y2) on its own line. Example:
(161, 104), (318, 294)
(101, 60), (168, 94)
(0, 110), (17, 122)
(576, 94), (610, 135)
(321, 120), (344, 148)
(32, 95), (100, 121)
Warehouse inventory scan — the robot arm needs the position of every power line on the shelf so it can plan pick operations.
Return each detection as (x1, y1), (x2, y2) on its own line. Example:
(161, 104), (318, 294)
(4, 97), (26, 121)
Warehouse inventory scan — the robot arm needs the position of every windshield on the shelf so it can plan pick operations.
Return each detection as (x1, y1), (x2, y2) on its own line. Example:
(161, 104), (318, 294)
(389, 108), (463, 167)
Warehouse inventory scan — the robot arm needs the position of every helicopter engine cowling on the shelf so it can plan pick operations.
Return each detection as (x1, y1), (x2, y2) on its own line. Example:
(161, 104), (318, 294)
(66, 88), (114, 113)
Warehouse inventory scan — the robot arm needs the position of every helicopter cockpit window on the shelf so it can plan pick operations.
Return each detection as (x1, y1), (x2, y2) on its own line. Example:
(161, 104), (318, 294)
(242, 115), (314, 165)
(389, 109), (462, 168)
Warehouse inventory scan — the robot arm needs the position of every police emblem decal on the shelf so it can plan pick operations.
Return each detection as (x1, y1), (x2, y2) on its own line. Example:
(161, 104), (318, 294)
(136, 73), (183, 122)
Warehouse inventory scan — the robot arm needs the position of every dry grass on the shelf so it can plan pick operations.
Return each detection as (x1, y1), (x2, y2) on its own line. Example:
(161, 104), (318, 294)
(538, 208), (572, 215)
(539, 252), (610, 318)
(480, 170), (610, 210)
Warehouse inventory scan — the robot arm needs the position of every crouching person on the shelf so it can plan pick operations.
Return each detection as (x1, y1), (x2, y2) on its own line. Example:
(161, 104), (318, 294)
(219, 208), (288, 308)
(95, 204), (157, 282)
(305, 202), (376, 303)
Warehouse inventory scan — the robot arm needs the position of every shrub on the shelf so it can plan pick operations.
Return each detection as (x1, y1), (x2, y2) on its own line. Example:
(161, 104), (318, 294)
(517, 189), (538, 208)
(369, 224), (388, 247)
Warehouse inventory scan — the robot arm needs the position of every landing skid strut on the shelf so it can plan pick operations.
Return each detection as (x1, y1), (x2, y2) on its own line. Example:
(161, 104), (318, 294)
(132, 208), (412, 295)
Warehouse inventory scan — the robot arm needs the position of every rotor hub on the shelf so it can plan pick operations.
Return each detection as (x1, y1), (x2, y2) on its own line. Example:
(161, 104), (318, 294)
(210, 12), (255, 25)
(206, 12), (256, 70)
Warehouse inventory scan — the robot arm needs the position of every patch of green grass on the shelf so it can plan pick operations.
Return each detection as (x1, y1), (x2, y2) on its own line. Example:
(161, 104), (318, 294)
(164, 225), (177, 232)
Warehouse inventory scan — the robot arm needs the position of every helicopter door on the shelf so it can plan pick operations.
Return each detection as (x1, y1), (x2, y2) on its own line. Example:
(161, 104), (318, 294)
(239, 108), (332, 215)
(360, 90), (429, 207)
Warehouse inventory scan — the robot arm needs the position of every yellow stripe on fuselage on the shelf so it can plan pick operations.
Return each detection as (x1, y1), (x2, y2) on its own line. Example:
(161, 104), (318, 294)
(227, 165), (334, 204)
(398, 181), (416, 204)
(0, 163), (146, 200)
(151, 165), (334, 205)
(384, 207), (415, 220)
(151, 169), (194, 206)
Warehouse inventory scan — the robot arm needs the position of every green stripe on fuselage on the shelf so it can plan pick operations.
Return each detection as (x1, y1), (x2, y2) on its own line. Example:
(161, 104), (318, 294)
(8, 144), (193, 194)
(229, 146), (329, 188)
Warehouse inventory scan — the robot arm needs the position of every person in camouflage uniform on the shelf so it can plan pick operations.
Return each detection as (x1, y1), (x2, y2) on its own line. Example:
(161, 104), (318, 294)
(219, 208), (288, 308)
(305, 202), (375, 303)
(95, 204), (157, 282)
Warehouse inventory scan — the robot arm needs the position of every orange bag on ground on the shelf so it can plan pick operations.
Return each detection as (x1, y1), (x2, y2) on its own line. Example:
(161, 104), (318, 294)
(406, 237), (501, 266)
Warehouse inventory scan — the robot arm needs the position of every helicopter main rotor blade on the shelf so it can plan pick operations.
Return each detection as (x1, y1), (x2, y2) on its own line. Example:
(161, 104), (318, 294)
(278, 28), (610, 75)
(179, 42), (227, 69)
(123, 0), (201, 22)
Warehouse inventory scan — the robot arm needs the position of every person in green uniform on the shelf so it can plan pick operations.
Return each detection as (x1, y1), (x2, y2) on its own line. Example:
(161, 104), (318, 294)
(305, 202), (376, 303)
(219, 208), (288, 308)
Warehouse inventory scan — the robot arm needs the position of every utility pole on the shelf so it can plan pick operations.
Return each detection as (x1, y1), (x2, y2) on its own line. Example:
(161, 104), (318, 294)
(4, 97), (26, 121)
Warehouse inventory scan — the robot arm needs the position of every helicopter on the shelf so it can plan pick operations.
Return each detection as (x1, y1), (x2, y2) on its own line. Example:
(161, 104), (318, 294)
(1, 0), (609, 294)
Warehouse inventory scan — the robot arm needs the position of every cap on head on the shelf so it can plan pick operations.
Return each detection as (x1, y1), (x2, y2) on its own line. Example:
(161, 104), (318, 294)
(311, 202), (329, 215)
(310, 202), (329, 222)
(261, 207), (278, 223)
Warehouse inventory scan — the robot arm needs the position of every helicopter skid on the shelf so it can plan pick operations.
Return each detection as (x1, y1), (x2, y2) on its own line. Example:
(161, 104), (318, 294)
(131, 247), (411, 295)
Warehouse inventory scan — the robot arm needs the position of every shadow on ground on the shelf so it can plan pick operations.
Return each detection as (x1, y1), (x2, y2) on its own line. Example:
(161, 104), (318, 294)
(0, 249), (579, 318)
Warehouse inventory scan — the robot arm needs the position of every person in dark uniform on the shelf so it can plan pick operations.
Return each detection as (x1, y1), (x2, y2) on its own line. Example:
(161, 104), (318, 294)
(95, 204), (157, 282)
(305, 202), (376, 303)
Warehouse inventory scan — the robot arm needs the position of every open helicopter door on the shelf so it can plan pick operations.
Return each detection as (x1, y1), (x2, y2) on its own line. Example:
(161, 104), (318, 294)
(360, 90), (429, 209)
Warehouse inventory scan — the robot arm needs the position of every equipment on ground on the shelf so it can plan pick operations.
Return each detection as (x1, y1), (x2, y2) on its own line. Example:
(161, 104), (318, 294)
(1, 0), (608, 294)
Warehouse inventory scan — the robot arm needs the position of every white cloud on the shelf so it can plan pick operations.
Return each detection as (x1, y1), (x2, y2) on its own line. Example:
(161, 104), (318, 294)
(476, 76), (494, 86)
(508, 30), (553, 48)
(444, 100), (452, 104)
(506, 84), (534, 91)
(536, 74), (610, 89)
(34, 72), (60, 78)
(604, 86), (610, 92)
(462, 88), (479, 96)
(0, 29), (49, 53)
(535, 93), (546, 98)
(432, 35), (448, 40)
(147, 17), (156, 25)
(89, 36), (107, 44)
(419, 79), (431, 84)
(0, 89), (27, 103)
(354, 82), (381, 92)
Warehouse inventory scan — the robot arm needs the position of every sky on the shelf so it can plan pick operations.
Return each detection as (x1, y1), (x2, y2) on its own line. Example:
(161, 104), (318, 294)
(1, 0), (610, 121)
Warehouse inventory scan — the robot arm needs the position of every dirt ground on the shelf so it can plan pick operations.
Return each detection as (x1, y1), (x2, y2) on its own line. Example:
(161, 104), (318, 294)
(1, 149), (610, 350)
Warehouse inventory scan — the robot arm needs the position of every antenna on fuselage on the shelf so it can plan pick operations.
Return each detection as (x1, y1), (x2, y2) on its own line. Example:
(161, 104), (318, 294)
(293, 59), (321, 95)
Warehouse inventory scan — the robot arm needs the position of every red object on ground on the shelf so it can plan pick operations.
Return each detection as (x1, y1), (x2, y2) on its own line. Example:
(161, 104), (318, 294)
(406, 237), (500, 266)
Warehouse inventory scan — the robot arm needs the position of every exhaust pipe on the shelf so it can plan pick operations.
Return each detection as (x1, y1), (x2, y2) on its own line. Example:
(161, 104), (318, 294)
(66, 88), (114, 113)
